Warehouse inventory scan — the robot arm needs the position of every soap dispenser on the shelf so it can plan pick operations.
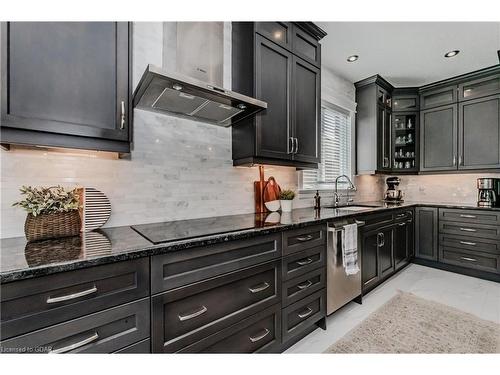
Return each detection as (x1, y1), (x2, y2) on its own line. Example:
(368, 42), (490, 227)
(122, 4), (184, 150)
(314, 190), (321, 210)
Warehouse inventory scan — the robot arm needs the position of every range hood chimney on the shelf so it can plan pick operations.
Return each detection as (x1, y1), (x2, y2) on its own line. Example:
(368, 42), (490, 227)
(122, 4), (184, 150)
(133, 22), (267, 126)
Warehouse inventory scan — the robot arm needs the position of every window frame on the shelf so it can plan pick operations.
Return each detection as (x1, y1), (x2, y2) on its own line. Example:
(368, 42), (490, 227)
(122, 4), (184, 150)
(299, 99), (356, 193)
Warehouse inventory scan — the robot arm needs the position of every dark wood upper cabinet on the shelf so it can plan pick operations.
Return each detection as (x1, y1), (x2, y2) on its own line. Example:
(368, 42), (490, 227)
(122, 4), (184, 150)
(458, 94), (500, 170)
(292, 56), (320, 163)
(291, 26), (321, 67)
(355, 75), (394, 174)
(420, 104), (458, 171)
(232, 22), (325, 168)
(1, 22), (132, 153)
(255, 22), (292, 49)
(255, 35), (293, 161)
(420, 85), (457, 110)
(459, 73), (500, 101)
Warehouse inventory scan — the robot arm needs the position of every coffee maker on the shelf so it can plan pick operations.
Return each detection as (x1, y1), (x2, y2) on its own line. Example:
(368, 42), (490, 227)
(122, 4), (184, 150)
(477, 178), (500, 207)
(384, 177), (404, 202)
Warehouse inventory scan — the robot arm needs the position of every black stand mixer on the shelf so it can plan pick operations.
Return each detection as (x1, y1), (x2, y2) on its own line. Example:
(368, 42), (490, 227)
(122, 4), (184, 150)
(384, 177), (404, 202)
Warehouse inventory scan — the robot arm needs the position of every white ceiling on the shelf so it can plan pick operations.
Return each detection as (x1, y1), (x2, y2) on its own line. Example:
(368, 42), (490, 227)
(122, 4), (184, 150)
(317, 22), (500, 86)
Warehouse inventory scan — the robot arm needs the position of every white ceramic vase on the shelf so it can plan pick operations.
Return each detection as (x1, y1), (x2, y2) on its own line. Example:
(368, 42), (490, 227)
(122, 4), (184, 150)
(280, 200), (293, 212)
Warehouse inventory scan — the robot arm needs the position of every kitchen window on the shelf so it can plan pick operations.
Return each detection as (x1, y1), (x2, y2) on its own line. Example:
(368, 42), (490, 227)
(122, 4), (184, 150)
(301, 102), (353, 191)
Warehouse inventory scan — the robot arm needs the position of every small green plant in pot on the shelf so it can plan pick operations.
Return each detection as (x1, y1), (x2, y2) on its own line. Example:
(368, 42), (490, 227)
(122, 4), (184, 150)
(13, 185), (81, 242)
(279, 189), (295, 212)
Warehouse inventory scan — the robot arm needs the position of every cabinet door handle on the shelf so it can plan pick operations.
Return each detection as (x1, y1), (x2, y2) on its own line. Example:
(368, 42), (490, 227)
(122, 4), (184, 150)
(295, 138), (299, 153)
(460, 214), (476, 219)
(288, 137), (293, 154)
(49, 332), (99, 354)
(178, 305), (208, 321)
(296, 234), (314, 242)
(296, 258), (313, 266)
(297, 307), (313, 319)
(46, 285), (97, 304)
(297, 280), (313, 290)
(120, 101), (126, 130)
(460, 256), (477, 262)
(248, 282), (270, 294)
(459, 227), (477, 232)
(459, 155), (463, 166)
(453, 155), (456, 166)
(249, 328), (270, 343)
(459, 241), (477, 246)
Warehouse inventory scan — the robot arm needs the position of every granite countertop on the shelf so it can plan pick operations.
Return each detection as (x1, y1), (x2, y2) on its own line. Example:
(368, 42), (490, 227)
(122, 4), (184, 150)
(1, 201), (499, 283)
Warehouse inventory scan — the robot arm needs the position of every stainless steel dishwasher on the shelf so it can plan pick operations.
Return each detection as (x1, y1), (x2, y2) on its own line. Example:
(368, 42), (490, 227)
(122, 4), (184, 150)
(327, 219), (364, 315)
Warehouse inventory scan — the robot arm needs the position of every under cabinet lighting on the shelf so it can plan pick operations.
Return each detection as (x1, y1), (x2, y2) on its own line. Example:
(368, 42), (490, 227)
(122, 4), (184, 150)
(444, 50), (460, 58)
(347, 55), (359, 62)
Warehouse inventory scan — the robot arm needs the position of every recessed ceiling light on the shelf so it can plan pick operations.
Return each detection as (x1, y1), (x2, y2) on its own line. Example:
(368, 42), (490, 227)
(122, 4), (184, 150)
(444, 50), (460, 58)
(347, 55), (359, 62)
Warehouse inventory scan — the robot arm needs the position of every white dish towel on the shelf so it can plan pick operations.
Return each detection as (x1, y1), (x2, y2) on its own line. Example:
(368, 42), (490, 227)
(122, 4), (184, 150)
(342, 223), (360, 275)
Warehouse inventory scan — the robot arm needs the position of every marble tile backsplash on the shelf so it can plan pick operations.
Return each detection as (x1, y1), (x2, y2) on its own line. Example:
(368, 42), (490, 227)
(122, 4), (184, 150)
(0, 109), (309, 238)
(355, 173), (500, 204)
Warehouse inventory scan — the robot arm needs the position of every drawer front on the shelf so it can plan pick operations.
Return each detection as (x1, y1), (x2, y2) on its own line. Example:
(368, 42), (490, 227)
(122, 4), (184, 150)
(394, 209), (414, 223)
(114, 338), (150, 353)
(439, 247), (499, 273)
(282, 290), (325, 343)
(439, 208), (500, 226)
(179, 304), (281, 353)
(151, 233), (281, 294)
(439, 221), (500, 240)
(282, 225), (326, 255)
(282, 245), (325, 281)
(0, 298), (150, 354)
(1, 258), (150, 340)
(282, 267), (325, 307)
(360, 212), (394, 231)
(440, 234), (500, 255)
(151, 260), (280, 353)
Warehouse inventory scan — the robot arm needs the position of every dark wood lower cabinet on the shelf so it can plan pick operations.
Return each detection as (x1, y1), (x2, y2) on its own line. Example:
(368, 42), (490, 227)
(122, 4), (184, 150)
(361, 209), (414, 294)
(415, 207), (438, 260)
(0, 225), (326, 354)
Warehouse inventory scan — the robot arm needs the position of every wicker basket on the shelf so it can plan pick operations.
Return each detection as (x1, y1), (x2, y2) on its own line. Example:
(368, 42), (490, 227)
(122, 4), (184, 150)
(24, 211), (81, 242)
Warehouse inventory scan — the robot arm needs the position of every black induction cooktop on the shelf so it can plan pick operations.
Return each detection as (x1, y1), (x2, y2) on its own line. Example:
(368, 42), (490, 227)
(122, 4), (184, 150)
(131, 213), (263, 244)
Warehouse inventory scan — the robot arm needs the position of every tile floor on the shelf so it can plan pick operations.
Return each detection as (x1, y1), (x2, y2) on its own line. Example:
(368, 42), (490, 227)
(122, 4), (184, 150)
(285, 264), (500, 353)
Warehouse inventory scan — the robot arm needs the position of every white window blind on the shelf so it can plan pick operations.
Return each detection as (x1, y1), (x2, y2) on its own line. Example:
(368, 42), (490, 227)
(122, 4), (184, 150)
(302, 104), (352, 190)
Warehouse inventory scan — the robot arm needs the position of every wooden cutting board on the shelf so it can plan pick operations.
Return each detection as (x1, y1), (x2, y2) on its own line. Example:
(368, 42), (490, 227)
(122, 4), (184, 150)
(263, 177), (281, 203)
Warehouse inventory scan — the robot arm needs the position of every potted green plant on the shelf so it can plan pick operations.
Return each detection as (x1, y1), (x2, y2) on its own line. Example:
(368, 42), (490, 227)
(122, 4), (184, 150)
(13, 185), (81, 242)
(279, 189), (295, 212)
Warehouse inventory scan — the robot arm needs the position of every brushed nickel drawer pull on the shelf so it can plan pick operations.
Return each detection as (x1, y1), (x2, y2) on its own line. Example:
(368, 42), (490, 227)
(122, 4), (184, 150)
(297, 307), (313, 319)
(459, 227), (477, 232)
(398, 222), (406, 226)
(46, 285), (98, 304)
(248, 282), (270, 294)
(460, 214), (477, 218)
(178, 305), (208, 321)
(296, 258), (313, 266)
(396, 213), (406, 218)
(297, 280), (313, 290)
(296, 234), (314, 242)
(460, 257), (477, 262)
(459, 241), (477, 246)
(49, 332), (99, 354)
(249, 328), (270, 343)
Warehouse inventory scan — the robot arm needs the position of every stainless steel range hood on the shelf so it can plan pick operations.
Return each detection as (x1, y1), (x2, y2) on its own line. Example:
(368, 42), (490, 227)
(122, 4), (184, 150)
(133, 23), (267, 126)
